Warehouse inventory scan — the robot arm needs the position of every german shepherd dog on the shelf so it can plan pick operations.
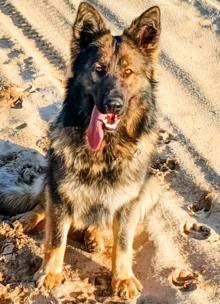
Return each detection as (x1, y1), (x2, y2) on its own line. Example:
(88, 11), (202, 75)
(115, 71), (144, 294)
(0, 2), (161, 299)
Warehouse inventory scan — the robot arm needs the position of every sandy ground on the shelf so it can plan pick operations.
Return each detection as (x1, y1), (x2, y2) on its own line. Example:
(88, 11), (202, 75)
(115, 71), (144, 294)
(0, 0), (220, 303)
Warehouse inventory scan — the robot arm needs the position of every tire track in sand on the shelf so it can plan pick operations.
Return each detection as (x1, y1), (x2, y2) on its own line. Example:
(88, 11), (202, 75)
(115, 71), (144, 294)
(0, 0), (66, 71)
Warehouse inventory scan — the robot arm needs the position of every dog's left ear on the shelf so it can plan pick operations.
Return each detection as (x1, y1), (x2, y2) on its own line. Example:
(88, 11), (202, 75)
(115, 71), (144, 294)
(125, 6), (161, 51)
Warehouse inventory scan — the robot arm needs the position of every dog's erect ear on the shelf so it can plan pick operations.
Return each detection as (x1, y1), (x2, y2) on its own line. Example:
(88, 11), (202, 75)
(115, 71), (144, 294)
(125, 6), (160, 51)
(73, 2), (106, 47)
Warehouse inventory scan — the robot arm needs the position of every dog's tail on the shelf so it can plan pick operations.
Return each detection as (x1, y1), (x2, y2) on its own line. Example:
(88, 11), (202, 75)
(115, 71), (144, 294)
(0, 174), (46, 216)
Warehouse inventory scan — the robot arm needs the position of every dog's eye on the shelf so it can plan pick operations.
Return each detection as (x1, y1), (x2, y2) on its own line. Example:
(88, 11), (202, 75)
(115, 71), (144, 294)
(95, 65), (102, 73)
(124, 69), (133, 76)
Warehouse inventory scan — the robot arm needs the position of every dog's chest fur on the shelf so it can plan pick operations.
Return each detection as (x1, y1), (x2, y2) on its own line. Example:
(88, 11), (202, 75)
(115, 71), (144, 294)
(49, 125), (157, 229)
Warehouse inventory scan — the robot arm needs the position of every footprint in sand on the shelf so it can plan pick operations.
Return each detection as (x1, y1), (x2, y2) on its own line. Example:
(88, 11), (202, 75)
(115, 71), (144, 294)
(183, 222), (211, 240)
(171, 270), (200, 292)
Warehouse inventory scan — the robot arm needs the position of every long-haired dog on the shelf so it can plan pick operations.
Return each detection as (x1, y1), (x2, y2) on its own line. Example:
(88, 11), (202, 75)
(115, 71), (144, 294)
(0, 2), (161, 299)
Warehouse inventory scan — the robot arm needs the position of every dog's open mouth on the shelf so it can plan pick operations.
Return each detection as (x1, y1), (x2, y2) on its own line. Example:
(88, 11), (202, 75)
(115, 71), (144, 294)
(87, 105), (120, 151)
(103, 114), (120, 132)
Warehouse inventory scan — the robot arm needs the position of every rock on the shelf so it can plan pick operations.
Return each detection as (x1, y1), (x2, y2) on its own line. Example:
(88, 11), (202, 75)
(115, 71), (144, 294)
(2, 243), (14, 255)
(0, 223), (11, 235)
(164, 140), (171, 144)
(163, 131), (172, 140)
(159, 128), (166, 133)
(15, 123), (27, 130)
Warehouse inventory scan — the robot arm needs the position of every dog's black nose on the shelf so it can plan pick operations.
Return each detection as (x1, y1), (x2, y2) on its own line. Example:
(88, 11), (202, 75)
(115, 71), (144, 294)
(103, 97), (123, 115)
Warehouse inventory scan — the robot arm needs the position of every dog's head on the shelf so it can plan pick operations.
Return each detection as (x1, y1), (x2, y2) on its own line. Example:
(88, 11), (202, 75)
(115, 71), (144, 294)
(66, 2), (160, 151)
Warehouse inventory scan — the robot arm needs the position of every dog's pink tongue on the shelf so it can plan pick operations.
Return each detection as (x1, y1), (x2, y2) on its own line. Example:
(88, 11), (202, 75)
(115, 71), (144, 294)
(87, 106), (106, 151)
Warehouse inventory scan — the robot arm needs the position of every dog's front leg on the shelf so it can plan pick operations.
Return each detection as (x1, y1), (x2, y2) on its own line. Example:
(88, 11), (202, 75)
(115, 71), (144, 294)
(112, 203), (143, 299)
(34, 193), (71, 289)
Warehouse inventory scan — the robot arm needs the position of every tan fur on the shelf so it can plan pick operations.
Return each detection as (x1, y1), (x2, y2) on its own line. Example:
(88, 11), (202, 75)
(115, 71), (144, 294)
(112, 215), (143, 299)
(1, 4), (161, 299)
(34, 193), (71, 289)
(14, 203), (45, 232)
(52, 131), (157, 231)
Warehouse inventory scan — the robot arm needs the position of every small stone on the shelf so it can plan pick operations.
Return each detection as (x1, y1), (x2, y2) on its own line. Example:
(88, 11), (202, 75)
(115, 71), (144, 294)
(163, 131), (172, 140)
(24, 84), (36, 93)
(159, 128), (166, 133)
(15, 123), (27, 130)
(11, 99), (22, 109)
(0, 223), (11, 235)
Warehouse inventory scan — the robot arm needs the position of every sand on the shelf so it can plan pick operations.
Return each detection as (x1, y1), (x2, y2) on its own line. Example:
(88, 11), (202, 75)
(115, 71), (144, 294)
(0, 0), (220, 303)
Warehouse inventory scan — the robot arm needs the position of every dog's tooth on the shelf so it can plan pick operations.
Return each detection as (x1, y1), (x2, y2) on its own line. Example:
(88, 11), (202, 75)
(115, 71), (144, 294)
(104, 120), (120, 131)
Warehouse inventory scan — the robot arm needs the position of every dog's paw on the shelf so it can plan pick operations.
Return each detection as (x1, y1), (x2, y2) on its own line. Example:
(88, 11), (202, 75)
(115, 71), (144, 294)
(112, 276), (143, 299)
(84, 229), (104, 253)
(13, 217), (35, 233)
(34, 269), (64, 289)
(12, 213), (39, 232)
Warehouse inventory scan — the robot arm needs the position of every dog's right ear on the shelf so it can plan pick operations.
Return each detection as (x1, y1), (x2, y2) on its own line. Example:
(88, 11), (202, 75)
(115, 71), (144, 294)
(72, 2), (106, 48)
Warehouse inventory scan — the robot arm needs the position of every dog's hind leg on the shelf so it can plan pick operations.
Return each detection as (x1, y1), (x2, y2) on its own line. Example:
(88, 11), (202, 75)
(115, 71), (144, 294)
(112, 201), (143, 299)
(34, 193), (71, 289)
(12, 202), (45, 232)
(84, 226), (104, 253)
